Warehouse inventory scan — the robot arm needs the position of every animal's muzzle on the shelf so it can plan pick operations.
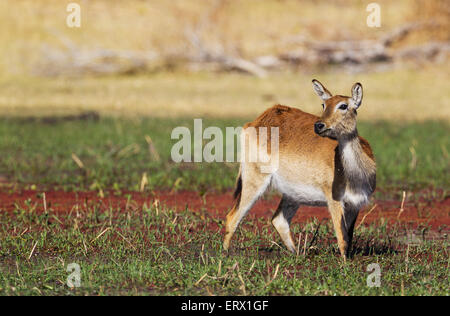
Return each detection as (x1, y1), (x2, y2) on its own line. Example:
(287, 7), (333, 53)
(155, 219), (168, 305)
(314, 121), (326, 134)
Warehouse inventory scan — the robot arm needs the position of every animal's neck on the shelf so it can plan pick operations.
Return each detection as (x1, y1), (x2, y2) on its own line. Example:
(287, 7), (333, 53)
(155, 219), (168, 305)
(337, 130), (375, 193)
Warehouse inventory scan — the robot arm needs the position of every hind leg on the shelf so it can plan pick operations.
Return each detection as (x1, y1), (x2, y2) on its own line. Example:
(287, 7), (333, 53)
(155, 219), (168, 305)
(271, 195), (300, 253)
(223, 167), (271, 251)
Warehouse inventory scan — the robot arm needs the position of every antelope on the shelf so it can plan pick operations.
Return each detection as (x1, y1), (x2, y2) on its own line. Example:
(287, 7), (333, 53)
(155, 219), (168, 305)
(223, 80), (376, 259)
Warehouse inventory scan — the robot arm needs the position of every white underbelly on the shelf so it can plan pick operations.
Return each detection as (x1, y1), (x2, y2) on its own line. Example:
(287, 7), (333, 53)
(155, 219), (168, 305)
(271, 173), (326, 203)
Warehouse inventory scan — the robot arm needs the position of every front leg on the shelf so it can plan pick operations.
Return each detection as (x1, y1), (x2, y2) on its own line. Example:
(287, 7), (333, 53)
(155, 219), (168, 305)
(341, 203), (359, 258)
(327, 200), (359, 260)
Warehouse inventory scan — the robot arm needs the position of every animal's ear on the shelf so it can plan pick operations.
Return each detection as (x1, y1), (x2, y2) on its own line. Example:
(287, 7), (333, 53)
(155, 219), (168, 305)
(312, 79), (332, 101)
(351, 82), (363, 108)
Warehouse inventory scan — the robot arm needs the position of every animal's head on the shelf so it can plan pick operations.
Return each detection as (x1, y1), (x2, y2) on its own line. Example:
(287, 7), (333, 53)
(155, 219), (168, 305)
(312, 79), (363, 140)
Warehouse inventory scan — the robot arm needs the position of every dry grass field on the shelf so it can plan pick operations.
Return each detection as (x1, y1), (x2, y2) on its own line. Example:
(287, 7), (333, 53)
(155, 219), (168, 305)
(0, 0), (449, 120)
(0, 66), (449, 120)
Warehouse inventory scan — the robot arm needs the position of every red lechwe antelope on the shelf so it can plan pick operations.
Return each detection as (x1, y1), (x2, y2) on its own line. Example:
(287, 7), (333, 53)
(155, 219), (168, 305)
(223, 80), (376, 259)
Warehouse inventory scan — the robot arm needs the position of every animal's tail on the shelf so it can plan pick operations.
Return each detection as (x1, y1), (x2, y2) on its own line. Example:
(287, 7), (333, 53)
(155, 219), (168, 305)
(232, 167), (242, 209)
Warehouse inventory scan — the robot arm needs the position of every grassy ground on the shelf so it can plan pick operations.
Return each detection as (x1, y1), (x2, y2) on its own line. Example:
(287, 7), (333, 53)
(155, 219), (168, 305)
(0, 200), (448, 296)
(1, 116), (447, 296)
(0, 117), (448, 193)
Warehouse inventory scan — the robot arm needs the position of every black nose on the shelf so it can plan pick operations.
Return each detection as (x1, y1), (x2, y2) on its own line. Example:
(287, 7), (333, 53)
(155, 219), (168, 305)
(314, 122), (325, 134)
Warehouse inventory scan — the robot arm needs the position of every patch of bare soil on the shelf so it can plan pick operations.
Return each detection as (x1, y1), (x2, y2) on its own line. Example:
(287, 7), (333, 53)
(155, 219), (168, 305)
(1, 189), (448, 235)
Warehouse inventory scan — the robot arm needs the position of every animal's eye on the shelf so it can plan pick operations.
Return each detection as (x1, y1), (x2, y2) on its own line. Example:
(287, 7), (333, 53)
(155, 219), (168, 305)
(338, 104), (348, 110)
(321, 103), (325, 109)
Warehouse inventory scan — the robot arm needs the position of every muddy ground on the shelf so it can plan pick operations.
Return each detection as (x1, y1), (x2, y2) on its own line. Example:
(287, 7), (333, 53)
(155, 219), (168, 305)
(1, 189), (448, 238)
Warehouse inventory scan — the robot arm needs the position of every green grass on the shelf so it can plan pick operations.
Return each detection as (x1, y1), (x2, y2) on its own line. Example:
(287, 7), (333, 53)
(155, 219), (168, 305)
(0, 117), (448, 193)
(0, 200), (448, 296)
(0, 117), (448, 296)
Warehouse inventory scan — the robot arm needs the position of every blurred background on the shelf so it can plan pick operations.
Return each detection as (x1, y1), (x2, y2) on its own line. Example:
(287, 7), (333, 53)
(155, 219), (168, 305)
(0, 0), (449, 120)
(0, 0), (448, 192)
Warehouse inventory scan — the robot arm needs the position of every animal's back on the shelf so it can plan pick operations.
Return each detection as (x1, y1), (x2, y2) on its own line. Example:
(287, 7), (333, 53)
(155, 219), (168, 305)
(244, 104), (336, 169)
(245, 104), (373, 164)
(243, 104), (373, 202)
